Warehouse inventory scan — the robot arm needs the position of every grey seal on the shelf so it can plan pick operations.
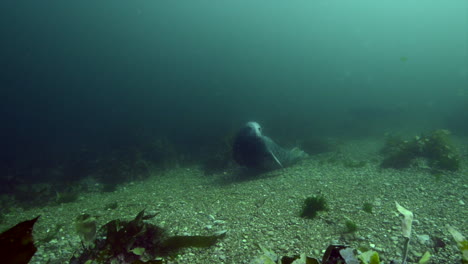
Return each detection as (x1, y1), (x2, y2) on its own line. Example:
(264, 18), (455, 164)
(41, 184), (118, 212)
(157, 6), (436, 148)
(232, 121), (308, 170)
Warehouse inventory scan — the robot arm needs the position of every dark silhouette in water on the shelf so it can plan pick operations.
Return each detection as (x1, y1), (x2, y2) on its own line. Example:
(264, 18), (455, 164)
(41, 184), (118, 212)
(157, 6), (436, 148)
(232, 122), (308, 171)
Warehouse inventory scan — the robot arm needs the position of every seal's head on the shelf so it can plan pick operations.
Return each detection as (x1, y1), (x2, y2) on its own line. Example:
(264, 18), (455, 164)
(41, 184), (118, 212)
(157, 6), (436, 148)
(245, 121), (262, 137)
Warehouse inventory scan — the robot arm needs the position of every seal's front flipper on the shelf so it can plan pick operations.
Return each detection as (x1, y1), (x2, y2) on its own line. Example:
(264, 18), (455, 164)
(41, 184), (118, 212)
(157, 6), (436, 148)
(263, 136), (284, 168)
(269, 150), (283, 168)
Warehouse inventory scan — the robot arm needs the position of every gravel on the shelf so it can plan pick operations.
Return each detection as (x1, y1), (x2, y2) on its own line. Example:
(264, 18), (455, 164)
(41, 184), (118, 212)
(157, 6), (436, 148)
(1, 138), (466, 264)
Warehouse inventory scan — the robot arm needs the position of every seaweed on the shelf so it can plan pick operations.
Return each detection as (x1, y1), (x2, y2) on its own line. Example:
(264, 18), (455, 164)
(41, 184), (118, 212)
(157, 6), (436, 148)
(343, 159), (367, 168)
(161, 233), (226, 255)
(357, 250), (381, 264)
(75, 214), (97, 248)
(300, 195), (329, 219)
(362, 202), (373, 214)
(104, 201), (119, 210)
(433, 236), (446, 252)
(70, 210), (225, 264)
(56, 190), (80, 204)
(344, 220), (358, 234)
(380, 135), (417, 169)
(280, 254), (320, 264)
(321, 245), (350, 264)
(422, 130), (461, 171)
(0, 216), (39, 264)
(251, 244), (377, 264)
(380, 130), (460, 171)
(447, 225), (468, 264)
(39, 223), (64, 244)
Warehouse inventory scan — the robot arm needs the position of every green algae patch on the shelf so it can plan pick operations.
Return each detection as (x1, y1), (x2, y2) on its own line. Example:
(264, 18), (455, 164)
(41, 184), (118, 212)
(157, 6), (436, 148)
(300, 195), (329, 219)
(380, 129), (460, 172)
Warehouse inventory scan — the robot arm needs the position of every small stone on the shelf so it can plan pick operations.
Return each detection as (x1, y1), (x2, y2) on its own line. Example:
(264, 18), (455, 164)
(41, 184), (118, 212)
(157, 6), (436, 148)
(278, 244), (288, 251)
(417, 234), (430, 245)
(214, 220), (226, 225)
(374, 198), (382, 207)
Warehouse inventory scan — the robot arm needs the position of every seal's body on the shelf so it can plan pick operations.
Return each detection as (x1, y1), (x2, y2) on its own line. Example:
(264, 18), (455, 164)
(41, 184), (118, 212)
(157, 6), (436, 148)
(232, 122), (275, 169)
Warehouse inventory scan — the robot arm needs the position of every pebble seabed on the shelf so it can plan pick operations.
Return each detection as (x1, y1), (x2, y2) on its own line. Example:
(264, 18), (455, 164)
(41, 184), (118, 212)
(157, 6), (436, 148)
(1, 139), (467, 264)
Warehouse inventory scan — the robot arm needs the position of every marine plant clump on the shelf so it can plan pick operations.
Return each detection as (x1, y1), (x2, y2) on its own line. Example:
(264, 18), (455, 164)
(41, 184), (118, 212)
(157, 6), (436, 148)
(362, 202), (373, 214)
(55, 190), (80, 204)
(344, 220), (358, 234)
(75, 214), (97, 248)
(380, 129), (460, 172)
(300, 195), (329, 219)
(343, 159), (367, 168)
(251, 244), (381, 264)
(396, 202), (413, 264)
(447, 225), (468, 264)
(0, 216), (39, 264)
(70, 210), (226, 264)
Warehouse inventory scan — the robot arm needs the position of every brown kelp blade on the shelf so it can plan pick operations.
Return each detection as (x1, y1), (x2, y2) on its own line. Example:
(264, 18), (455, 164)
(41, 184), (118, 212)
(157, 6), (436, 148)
(161, 230), (227, 255)
(0, 216), (40, 264)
